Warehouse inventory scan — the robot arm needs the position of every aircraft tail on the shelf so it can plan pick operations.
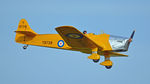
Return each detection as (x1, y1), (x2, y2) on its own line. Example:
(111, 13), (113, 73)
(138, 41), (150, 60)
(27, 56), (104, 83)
(15, 19), (37, 44)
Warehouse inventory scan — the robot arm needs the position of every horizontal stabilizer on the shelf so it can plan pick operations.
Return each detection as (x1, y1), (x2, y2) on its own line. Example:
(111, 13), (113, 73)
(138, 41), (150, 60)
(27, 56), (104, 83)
(15, 31), (37, 36)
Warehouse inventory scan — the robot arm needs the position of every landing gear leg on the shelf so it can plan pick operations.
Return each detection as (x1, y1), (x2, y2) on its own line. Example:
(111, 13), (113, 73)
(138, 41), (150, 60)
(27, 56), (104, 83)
(100, 53), (113, 69)
(23, 45), (28, 50)
(88, 48), (100, 63)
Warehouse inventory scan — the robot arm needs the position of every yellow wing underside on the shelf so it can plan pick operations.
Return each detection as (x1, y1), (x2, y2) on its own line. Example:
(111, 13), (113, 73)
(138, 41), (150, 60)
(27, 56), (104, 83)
(68, 48), (128, 57)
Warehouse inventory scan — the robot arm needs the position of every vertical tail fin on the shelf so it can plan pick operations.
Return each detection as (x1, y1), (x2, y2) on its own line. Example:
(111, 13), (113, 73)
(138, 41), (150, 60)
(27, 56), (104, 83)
(15, 19), (37, 43)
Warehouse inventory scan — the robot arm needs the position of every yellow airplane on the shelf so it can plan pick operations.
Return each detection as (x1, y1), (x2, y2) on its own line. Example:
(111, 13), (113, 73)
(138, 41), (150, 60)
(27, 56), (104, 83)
(15, 19), (135, 69)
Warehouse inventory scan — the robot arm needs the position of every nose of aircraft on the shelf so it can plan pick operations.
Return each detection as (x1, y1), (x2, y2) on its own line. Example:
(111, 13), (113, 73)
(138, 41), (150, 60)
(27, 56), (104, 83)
(109, 30), (135, 52)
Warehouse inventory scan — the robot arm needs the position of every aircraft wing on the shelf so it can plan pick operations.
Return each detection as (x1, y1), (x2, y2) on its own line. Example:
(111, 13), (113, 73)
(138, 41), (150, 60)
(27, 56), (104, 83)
(69, 48), (128, 57)
(108, 52), (128, 57)
(55, 26), (103, 49)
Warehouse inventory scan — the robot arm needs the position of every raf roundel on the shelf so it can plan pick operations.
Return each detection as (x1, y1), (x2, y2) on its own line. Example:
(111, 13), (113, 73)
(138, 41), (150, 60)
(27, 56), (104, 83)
(57, 40), (64, 47)
(66, 33), (83, 39)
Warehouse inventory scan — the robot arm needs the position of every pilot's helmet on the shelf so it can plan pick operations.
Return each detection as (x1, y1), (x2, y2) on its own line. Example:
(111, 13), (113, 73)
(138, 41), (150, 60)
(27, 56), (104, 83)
(83, 30), (87, 34)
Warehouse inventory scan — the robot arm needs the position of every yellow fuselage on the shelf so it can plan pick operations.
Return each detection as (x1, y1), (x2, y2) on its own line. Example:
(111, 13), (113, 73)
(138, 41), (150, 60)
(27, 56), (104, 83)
(16, 33), (112, 51)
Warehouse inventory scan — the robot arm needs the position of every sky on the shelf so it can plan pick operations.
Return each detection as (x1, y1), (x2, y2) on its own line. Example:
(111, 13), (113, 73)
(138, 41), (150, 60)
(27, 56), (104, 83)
(0, 0), (150, 84)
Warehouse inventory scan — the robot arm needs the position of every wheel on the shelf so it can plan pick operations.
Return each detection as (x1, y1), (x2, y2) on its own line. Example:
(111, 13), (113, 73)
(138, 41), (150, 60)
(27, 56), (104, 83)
(23, 46), (27, 49)
(93, 59), (100, 63)
(105, 66), (112, 69)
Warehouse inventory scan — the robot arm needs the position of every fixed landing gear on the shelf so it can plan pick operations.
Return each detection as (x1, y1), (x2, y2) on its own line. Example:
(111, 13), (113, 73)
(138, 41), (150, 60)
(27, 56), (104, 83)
(88, 48), (113, 69)
(100, 53), (113, 69)
(93, 59), (100, 63)
(88, 48), (100, 63)
(88, 48), (100, 60)
(23, 45), (28, 50)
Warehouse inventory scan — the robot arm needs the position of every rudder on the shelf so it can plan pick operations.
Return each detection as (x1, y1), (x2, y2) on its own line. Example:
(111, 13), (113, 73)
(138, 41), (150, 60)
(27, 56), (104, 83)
(15, 19), (37, 44)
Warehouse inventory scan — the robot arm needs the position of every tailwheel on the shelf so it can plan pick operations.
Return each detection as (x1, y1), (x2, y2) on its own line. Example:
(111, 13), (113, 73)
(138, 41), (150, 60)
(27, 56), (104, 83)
(93, 59), (100, 63)
(105, 66), (112, 69)
(23, 45), (28, 50)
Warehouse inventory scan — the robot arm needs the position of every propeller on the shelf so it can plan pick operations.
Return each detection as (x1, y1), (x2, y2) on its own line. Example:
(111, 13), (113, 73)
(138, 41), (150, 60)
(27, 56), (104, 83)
(128, 30), (136, 42)
(124, 30), (136, 51)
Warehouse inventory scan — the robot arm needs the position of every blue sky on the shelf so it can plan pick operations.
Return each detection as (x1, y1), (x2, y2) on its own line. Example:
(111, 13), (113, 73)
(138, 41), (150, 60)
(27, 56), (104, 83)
(1, 0), (150, 84)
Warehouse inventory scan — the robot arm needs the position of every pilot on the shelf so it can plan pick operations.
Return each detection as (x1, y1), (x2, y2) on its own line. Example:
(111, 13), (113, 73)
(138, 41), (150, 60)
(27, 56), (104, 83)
(83, 30), (87, 34)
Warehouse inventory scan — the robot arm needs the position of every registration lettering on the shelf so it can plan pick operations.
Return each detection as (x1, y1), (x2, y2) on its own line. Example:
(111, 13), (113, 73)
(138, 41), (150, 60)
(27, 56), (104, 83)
(42, 41), (52, 45)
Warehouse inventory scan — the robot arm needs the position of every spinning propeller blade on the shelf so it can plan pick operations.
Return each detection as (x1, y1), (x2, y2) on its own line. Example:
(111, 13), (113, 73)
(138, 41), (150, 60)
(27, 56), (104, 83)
(129, 30), (136, 42)
(124, 30), (136, 51)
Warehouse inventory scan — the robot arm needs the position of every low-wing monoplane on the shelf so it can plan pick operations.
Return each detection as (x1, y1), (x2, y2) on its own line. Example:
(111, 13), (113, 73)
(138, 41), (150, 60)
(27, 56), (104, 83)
(15, 19), (135, 69)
